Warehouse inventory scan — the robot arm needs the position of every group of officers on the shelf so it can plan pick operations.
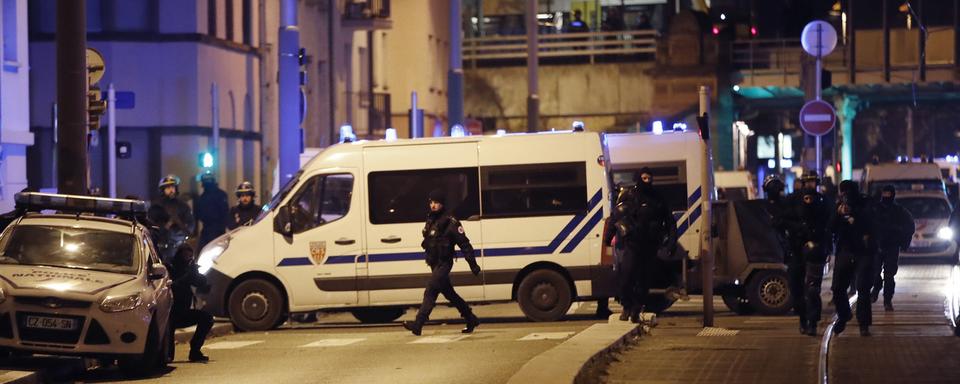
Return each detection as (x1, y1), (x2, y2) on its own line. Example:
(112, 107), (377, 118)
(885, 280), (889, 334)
(762, 171), (915, 337)
(602, 167), (916, 337)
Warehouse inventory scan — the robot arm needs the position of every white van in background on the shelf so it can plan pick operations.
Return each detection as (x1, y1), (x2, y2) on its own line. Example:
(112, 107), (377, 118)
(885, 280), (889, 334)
(195, 130), (713, 331)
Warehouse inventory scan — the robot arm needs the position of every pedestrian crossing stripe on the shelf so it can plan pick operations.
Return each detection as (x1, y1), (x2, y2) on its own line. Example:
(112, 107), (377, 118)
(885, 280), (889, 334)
(202, 340), (264, 349)
(516, 332), (575, 341)
(408, 335), (471, 344)
(300, 338), (367, 347)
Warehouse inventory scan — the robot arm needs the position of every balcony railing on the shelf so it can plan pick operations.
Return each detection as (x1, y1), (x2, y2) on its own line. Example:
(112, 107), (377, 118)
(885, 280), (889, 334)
(729, 39), (849, 77)
(368, 92), (391, 137)
(344, 0), (390, 20)
(463, 30), (657, 67)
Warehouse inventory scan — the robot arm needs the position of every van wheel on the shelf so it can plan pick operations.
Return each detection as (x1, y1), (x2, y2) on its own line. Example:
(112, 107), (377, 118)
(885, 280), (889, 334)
(351, 307), (406, 323)
(745, 270), (792, 316)
(118, 320), (167, 377)
(722, 294), (754, 315)
(229, 279), (285, 332)
(517, 269), (572, 322)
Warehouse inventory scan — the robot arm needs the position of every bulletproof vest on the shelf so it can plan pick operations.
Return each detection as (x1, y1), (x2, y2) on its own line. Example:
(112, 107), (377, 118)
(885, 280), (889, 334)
(422, 215), (454, 266)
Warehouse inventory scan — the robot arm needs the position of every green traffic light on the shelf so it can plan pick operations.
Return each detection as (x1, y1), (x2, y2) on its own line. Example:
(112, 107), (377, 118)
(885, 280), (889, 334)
(200, 152), (215, 168)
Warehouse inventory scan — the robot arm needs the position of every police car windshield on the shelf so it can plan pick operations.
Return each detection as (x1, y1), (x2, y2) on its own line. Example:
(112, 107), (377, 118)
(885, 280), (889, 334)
(255, 170), (302, 223)
(897, 197), (951, 219)
(0, 226), (139, 274)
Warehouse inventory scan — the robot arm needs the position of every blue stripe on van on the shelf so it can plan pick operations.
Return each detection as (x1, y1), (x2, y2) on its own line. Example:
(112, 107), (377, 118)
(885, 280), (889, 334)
(277, 257), (312, 266)
(560, 208), (604, 253)
(324, 255), (357, 264)
(688, 187), (702, 207)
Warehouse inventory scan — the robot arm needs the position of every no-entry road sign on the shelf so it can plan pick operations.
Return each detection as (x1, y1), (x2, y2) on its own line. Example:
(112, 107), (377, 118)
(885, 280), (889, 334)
(799, 100), (836, 136)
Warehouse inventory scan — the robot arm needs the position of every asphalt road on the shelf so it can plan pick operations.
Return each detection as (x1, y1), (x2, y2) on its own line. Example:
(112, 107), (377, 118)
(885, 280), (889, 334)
(40, 300), (609, 383)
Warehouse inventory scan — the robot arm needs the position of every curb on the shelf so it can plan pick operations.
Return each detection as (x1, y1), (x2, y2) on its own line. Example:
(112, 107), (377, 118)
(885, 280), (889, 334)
(506, 315), (646, 384)
(0, 371), (38, 384)
(174, 322), (234, 344)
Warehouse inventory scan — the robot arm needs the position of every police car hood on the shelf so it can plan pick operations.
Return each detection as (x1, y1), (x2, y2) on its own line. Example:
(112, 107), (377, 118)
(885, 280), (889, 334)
(915, 218), (948, 236)
(0, 265), (136, 295)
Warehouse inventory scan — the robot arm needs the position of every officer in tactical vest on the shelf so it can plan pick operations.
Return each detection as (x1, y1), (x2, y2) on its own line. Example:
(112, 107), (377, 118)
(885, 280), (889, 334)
(228, 181), (262, 230)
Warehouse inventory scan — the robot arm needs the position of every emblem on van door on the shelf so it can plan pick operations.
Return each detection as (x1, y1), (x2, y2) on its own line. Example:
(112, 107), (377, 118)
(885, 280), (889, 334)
(310, 241), (327, 264)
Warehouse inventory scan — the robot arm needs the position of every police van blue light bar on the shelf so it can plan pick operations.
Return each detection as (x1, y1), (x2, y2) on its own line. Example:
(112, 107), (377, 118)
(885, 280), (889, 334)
(15, 192), (146, 215)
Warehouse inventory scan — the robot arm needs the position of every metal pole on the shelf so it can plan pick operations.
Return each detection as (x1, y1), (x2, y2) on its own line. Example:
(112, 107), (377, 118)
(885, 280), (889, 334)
(698, 85), (714, 328)
(107, 84), (117, 198)
(212, 83), (220, 159)
(815, 23), (823, 177)
(278, 0), (300, 185)
(56, 0), (88, 195)
(883, 0), (891, 82)
(410, 91), (421, 138)
(52, 103), (59, 189)
(955, 0), (959, 70)
(847, 0), (855, 84)
(448, 0), (465, 129)
(918, 0), (926, 82)
(526, 0), (539, 133)
(907, 107), (915, 158)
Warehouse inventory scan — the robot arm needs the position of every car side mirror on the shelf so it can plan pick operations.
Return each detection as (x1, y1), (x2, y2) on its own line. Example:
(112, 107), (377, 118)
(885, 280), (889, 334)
(274, 206), (293, 237)
(148, 263), (168, 280)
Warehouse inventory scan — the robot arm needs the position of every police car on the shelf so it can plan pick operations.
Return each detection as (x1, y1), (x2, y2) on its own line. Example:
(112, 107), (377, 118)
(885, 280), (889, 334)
(0, 193), (173, 376)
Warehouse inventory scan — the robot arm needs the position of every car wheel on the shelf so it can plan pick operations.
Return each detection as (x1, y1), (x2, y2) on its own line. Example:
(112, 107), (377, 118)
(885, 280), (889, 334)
(118, 321), (164, 377)
(745, 270), (792, 316)
(228, 278), (285, 332)
(722, 294), (754, 315)
(517, 269), (573, 322)
(350, 307), (406, 324)
(642, 293), (677, 314)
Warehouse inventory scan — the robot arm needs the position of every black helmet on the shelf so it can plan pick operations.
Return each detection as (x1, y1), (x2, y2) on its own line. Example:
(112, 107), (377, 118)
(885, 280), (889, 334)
(200, 171), (216, 185)
(762, 174), (784, 193)
(800, 170), (820, 185)
(881, 185), (896, 198)
(428, 189), (446, 205)
(236, 181), (255, 197)
(839, 180), (859, 196)
(158, 174), (180, 190)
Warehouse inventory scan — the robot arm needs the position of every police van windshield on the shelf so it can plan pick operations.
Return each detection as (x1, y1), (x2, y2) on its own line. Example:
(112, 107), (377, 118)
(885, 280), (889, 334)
(897, 197), (952, 219)
(869, 180), (944, 196)
(255, 170), (303, 224)
(0, 226), (139, 274)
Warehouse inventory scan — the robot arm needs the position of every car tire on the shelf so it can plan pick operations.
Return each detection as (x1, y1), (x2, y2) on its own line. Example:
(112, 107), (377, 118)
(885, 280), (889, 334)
(118, 320), (165, 377)
(517, 269), (573, 322)
(722, 294), (754, 315)
(350, 307), (406, 324)
(642, 293), (677, 314)
(745, 270), (792, 316)
(228, 278), (285, 332)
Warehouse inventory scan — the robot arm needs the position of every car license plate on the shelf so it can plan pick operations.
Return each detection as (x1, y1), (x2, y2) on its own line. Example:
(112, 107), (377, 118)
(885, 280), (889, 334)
(911, 240), (931, 248)
(25, 315), (76, 331)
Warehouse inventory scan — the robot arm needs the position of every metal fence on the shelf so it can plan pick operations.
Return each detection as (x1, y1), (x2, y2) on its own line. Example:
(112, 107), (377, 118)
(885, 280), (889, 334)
(368, 92), (391, 137)
(729, 39), (849, 76)
(463, 30), (658, 66)
(344, 0), (390, 20)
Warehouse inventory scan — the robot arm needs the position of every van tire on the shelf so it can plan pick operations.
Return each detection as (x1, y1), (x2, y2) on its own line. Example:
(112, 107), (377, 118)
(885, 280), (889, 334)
(722, 294), (753, 315)
(351, 307), (405, 323)
(228, 279), (285, 332)
(745, 270), (792, 316)
(517, 269), (572, 322)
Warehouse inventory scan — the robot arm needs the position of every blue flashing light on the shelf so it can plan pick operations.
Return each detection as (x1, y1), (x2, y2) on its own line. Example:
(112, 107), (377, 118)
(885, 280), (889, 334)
(652, 120), (664, 135)
(339, 124), (356, 143)
(768, 159), (776, 169)
(672, 122), (687, 132)
(946, 155), (959, 163)
(496, 129), (507, 136)
(450, 124), (466, 137)
(385, 128), (398, 141)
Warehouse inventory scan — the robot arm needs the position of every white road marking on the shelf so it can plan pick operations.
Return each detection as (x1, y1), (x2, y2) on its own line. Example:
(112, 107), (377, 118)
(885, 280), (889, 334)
(202, 340), (264, 350)
(408, 335), (471, 344)
(300, 338), (366, 348)
(566, 301), (584, 315)
(516, 332), (576, 341)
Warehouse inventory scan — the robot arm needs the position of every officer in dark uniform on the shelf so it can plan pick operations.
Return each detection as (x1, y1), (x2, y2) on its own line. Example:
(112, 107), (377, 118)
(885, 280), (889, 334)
(194, 172), (229, 250)
(794, 182), (832, 336)
(870, 185), (915, 310)
(403, 190), (482, 336)
(149, 175), (196, 262)
(761, 174), (806, 331)
(829, 180), (877, 336)
(228, 181), (262, 230)
(167, 245), (213, 362)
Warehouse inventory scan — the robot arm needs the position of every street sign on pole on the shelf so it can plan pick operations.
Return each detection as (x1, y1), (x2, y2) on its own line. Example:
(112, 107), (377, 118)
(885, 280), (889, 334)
(86, 48), (105, 85)
(801, 21), (837, 58)
(799, 100), (836, 136)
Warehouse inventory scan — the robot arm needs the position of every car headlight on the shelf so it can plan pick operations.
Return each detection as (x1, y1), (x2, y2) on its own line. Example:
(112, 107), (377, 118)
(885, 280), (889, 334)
(100, 293), (142, 313)
(938, 227), (955, 240)
(197, 236), (229, 275)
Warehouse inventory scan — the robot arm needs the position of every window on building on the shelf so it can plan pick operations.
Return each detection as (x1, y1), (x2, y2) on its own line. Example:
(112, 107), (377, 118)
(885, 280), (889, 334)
(481, 162), (588, 218)
(288, 174), (354, 234)
(368, 167), (480, 224)
(207, 0), (217, 36)
(3, 0), (17, 69)
(225, 0), (234, 40)
(242, 0), (252, 45)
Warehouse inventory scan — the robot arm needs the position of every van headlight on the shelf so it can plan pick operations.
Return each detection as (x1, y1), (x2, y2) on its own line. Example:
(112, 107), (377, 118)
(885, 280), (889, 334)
(100, 294), (143, 313)
(198, 237), (229, 275)
(938, 227), (955, 240)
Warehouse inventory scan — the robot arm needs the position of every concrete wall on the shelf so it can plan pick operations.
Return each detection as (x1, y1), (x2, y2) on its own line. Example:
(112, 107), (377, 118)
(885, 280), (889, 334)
(0, 0), (34, 211)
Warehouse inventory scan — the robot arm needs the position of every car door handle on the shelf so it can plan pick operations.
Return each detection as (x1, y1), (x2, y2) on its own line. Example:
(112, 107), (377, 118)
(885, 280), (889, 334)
(381, 236), (402, 244)
(335, 238), (356, 245)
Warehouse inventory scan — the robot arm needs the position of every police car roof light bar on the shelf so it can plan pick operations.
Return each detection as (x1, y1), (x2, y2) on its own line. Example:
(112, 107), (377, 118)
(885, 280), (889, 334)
(14, 192), (147, 216)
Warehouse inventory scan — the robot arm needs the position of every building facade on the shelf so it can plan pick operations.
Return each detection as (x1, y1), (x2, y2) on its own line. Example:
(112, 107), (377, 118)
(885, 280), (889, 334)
(0, 0), (33, 212)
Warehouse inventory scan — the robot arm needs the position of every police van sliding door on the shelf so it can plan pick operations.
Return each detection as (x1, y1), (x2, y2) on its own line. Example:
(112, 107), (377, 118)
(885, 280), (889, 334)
(363, 143), (483, 305)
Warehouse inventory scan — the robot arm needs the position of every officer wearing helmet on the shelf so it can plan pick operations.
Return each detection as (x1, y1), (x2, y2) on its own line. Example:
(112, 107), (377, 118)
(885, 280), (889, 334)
(149, 174), (196, 262)
(228, 181), (262, 230)
(870, 185), (914, 311)
(829, 180), (878, 336)
(789, 171), (831, 336)
(194, 171), (229, 250)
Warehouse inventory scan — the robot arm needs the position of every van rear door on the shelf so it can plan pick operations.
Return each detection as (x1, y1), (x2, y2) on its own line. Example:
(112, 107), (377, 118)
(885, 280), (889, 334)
(363, 142), (483, 305)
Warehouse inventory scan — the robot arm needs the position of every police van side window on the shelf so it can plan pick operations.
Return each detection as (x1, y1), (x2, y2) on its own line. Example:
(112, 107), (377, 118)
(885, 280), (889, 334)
(612, 164), (688, 213)
(481, 162), (588, 218)
(289, 174), (354, 233)
(369, 168), (480, 224)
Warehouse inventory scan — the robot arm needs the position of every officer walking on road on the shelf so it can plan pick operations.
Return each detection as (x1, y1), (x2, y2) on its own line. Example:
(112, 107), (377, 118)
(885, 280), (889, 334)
(149, 175), (195, 262)
(194, 172), (229, 250)
(228, 181), (262, 230)
(761, 174), (807, 331)
(403, 190), (482, 336)
(167, 245), (214, 362)
(793, 182), (832, 336)
(829, 180), (878, 336)
(870, 185), (915, 311)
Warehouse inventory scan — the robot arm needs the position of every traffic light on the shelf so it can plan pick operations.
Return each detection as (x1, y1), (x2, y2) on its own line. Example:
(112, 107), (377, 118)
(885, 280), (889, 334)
(88, 86), (106, 131)
(199, 151), (215, 169)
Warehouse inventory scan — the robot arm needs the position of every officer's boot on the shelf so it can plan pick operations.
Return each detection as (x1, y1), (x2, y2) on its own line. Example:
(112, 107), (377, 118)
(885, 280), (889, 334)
(403, 315), (426, 336)
(462, 312), (480, 334)
(859, 325), (871, 337)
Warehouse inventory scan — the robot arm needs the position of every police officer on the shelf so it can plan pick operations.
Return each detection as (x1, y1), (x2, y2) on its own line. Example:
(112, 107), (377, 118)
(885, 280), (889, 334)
(167, 245), (213, 362)
(228, 181), (262, 230)
(829, 180), (877, 336)
(194, 172), (229, 250)
(761, 174), (806, 331)
(149, 175), (195, 262)
(403, 190), (482, 336)
(793, 182), (832, 336)
(870, 185), (915, 310)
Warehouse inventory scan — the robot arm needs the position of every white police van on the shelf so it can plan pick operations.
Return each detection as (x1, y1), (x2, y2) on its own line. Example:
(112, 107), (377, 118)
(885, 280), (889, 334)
(196, 130), (711, 331)
(0, 193), (173, 376)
